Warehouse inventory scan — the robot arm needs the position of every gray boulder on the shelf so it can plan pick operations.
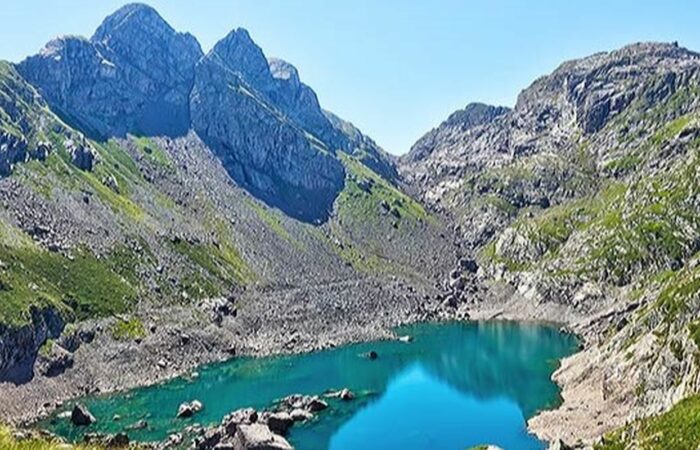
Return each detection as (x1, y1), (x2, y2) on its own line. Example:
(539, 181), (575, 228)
(264, 412), (293, 436)
(232, 424), (293, 450)
(176, 399), (203, 418)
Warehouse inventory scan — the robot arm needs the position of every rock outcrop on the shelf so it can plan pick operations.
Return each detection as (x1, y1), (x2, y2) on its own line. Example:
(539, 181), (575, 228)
(405, 102), (510, 163)
(190, 28), (346, 222)
(66, 138), (97, 171)
(0, 132), (29, 176)
(0, 307), (64, 381)
(18, 3), (203, 138)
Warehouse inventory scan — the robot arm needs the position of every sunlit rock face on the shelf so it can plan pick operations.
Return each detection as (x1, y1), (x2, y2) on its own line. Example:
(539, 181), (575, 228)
(190, 28), (346, 222)
(15, 3), (400, 222)
(18, 3), (203, 138)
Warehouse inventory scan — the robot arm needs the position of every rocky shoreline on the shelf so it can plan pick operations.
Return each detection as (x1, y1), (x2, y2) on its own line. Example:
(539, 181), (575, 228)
(0, 271), (607, 450)
(0, 275), (443, 426)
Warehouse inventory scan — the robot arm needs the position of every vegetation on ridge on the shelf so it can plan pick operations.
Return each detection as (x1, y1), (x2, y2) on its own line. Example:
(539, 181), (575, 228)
(595, 394), (700, 450)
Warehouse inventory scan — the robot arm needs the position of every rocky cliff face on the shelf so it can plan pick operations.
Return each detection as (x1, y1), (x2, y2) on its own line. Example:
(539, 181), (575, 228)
(0, 307), (63, 382)
(17, 3), (396, 223)
(190, 29), (346, 222)
(402, 42), (700, 446)
(405, 102), (510, 164)
(18, 4), (203, 138)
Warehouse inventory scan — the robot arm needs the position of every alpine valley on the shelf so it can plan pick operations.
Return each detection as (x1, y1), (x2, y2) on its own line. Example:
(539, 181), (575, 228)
(0, 4), (699, 450)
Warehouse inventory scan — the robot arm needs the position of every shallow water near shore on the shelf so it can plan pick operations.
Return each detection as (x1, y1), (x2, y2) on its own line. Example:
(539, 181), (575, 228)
(44, 321), (578, 450)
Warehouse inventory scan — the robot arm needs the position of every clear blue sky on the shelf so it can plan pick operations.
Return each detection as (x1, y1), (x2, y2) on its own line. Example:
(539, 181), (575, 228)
(2, 1), (700, 154)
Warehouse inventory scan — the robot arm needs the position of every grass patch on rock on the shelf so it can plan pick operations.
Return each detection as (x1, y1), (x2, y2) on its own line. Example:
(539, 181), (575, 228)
(596, 394), (700, 450)
(0, 220), (137, 327)
(111, 316), (146, 341)
(336, 153), (428, 225)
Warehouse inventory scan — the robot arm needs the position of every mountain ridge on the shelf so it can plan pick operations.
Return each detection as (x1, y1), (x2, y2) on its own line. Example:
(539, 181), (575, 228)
(402, 39), (700, 448)
(1, 4), (700, 448)
(16, 3), (396, 222)
(0, 3), (453, 424)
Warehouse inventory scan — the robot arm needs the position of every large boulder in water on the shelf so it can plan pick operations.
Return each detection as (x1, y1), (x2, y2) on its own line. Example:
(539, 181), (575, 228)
(278, 394), (327, 413)
(71, 403), (96, 426)
(232, 423), (293, 450)
(263, 412), (294, 436)
(177, 399), (204, 418)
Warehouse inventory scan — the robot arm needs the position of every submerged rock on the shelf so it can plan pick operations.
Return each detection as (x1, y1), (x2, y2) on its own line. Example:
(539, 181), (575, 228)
(325, 388), (355, 401)
(338, 388), (354, 401)
(125, 419), (147, 430)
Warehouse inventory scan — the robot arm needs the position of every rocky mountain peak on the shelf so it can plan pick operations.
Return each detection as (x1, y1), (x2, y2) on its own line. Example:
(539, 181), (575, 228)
(207, 28), (273, 88)
(404, 102), (509, 163)
(18, 3), (203, 138)
(515, 41), (700, 134)
(92, 3), (169, 42)
(443, 103), (511, 129)
(91, 2), (202, 83)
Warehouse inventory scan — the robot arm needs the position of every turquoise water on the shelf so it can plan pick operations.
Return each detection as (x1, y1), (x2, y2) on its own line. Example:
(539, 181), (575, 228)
(44, 321), (578, 450)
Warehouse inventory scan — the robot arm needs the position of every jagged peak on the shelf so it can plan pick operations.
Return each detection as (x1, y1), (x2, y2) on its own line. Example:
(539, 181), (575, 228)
(207, 28), (272, 85)
(90, 3), (202, 61)
(214, 27), (257, 51)
(31, 35), (99, 61)
(92, 3), (171, 42)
